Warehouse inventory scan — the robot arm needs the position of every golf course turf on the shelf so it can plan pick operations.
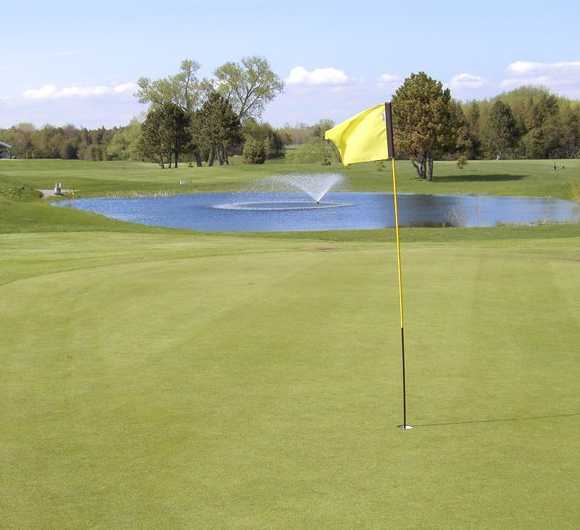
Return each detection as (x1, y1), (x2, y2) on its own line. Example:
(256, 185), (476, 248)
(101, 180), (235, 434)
(1, 159), (579, 528)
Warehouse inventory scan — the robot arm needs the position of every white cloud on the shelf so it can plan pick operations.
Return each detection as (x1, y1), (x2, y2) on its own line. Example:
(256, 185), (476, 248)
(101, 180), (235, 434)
(500, 76), (551, 89)
(378, 73), (400, 84)
(22, 82), (137, 100)
(23, 84), (59, 99)
(450, 73), (485, 89)
(113, 82), (138, 94)
(507, 60), (580, 75)
(502, 60), (580, 95)
(286, 66), (349, 86)
(59, 85), (111, 97)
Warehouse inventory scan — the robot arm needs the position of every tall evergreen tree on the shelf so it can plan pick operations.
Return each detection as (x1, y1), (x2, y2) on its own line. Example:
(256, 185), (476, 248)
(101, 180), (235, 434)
(195, 93), (241, 166)
(392, 72), (459, 180)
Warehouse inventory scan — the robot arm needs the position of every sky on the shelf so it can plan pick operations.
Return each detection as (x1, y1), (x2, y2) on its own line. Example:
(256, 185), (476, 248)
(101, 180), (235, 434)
(1, 0), (579, 128)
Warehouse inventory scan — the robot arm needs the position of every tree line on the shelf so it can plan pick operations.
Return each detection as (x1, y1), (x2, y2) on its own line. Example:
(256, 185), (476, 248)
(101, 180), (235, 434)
(0, 123), (116, 160)
(457, 86), (580, 161)
(2, 67), (579, 174)
(0, 115), (287, 165)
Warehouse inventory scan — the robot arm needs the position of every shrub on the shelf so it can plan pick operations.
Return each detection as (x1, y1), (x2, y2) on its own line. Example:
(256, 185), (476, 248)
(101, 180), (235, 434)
(243, 138), (266, 164)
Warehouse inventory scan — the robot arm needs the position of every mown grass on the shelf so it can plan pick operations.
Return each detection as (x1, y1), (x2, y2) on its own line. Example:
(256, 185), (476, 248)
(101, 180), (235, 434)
(1, 231), (579, 529)
(0, 157), (578, 198)
(0, 159), (579, 528)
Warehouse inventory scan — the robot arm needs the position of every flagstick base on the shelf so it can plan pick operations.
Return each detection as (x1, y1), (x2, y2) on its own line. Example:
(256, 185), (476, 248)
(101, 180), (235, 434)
(398, 424), (414, 431)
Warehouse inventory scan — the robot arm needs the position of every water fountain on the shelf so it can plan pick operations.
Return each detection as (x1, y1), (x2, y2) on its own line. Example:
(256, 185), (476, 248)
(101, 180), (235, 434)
(213, 173), (349, 211)
(274, 174), (344, 203)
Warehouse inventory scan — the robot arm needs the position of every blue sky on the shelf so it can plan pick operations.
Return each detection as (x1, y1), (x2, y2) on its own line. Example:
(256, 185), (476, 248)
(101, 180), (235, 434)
(1, 0), (579, 128)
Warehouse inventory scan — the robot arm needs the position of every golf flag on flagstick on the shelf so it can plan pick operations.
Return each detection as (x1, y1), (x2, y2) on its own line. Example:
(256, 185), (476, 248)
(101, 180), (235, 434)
(324, 104), (392, 165)
(325, 102), (412, 431)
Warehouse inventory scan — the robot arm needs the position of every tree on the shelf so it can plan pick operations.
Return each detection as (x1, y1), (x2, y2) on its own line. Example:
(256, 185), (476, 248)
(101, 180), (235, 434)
(560, 107), (580, 157)
(188, 110), (206, 167)
(60, 142), (78, 160)
(450, 102), (470, 159)
(196, 92), (241, 166)
(461, 102), (482, 159)
(137, 59), (207, 112)
(140, 103), (190, 168)
(311, 119), (335, 140)
(242, 138), (266, 164)
(242, 120), (284, 159)
(141, 108), (170, 167)
(276, 121), (334, 145)
(518, 92), (560, 158)
(214, 56), (283, 121)
(107, 120), (143, 161)
(392, 72), (459, 180)
(163, 103), (191, 168)
(484, 100), (519, 158)
(7, 123), (35, 158)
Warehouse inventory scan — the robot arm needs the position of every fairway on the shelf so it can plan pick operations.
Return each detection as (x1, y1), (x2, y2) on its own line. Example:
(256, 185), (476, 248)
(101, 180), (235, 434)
(1, 229), (579, 529)
(1, 158), (579, 199)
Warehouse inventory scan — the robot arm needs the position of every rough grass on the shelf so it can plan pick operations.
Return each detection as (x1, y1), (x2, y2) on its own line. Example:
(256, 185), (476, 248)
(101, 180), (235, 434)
(0, 175), (42, 201)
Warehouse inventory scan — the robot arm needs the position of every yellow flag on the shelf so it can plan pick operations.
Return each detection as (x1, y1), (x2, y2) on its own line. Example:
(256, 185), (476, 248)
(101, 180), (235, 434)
(324, 104), (389, 165)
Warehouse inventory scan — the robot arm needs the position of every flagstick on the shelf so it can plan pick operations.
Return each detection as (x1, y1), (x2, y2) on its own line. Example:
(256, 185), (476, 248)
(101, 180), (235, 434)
(390, 157), (412, 430)
(385, 103), (413, 431)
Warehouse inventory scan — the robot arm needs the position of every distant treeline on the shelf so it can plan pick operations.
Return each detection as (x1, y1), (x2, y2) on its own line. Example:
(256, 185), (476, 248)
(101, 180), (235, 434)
(0, 118), (289, 163)
(455, 86), (580, 160)
(1, 85), (579, 163)
(0, 124), (116, 161)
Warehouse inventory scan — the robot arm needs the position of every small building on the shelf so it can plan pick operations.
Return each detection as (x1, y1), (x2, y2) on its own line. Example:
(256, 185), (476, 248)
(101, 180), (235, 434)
(0, 141), (12, 159)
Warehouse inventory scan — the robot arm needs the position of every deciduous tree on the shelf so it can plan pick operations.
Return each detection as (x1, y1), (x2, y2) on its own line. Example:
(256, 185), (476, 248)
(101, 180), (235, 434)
(107, 120), (143, 161)
(214, 56), (283, 121)
(137, 59), (206, 112)
(484, 100), (519, 159)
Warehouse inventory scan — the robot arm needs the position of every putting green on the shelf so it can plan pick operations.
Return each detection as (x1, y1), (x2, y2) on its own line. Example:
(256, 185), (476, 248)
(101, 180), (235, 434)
(1, 231), (579, 529)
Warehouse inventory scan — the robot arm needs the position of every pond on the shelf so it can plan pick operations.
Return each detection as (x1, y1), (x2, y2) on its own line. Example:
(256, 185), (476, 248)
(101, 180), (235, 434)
(56, 192), (580, 232)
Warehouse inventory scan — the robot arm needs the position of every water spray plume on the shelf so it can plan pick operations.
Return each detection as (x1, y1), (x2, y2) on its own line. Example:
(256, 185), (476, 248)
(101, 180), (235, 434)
(263, 174), (344, 203)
